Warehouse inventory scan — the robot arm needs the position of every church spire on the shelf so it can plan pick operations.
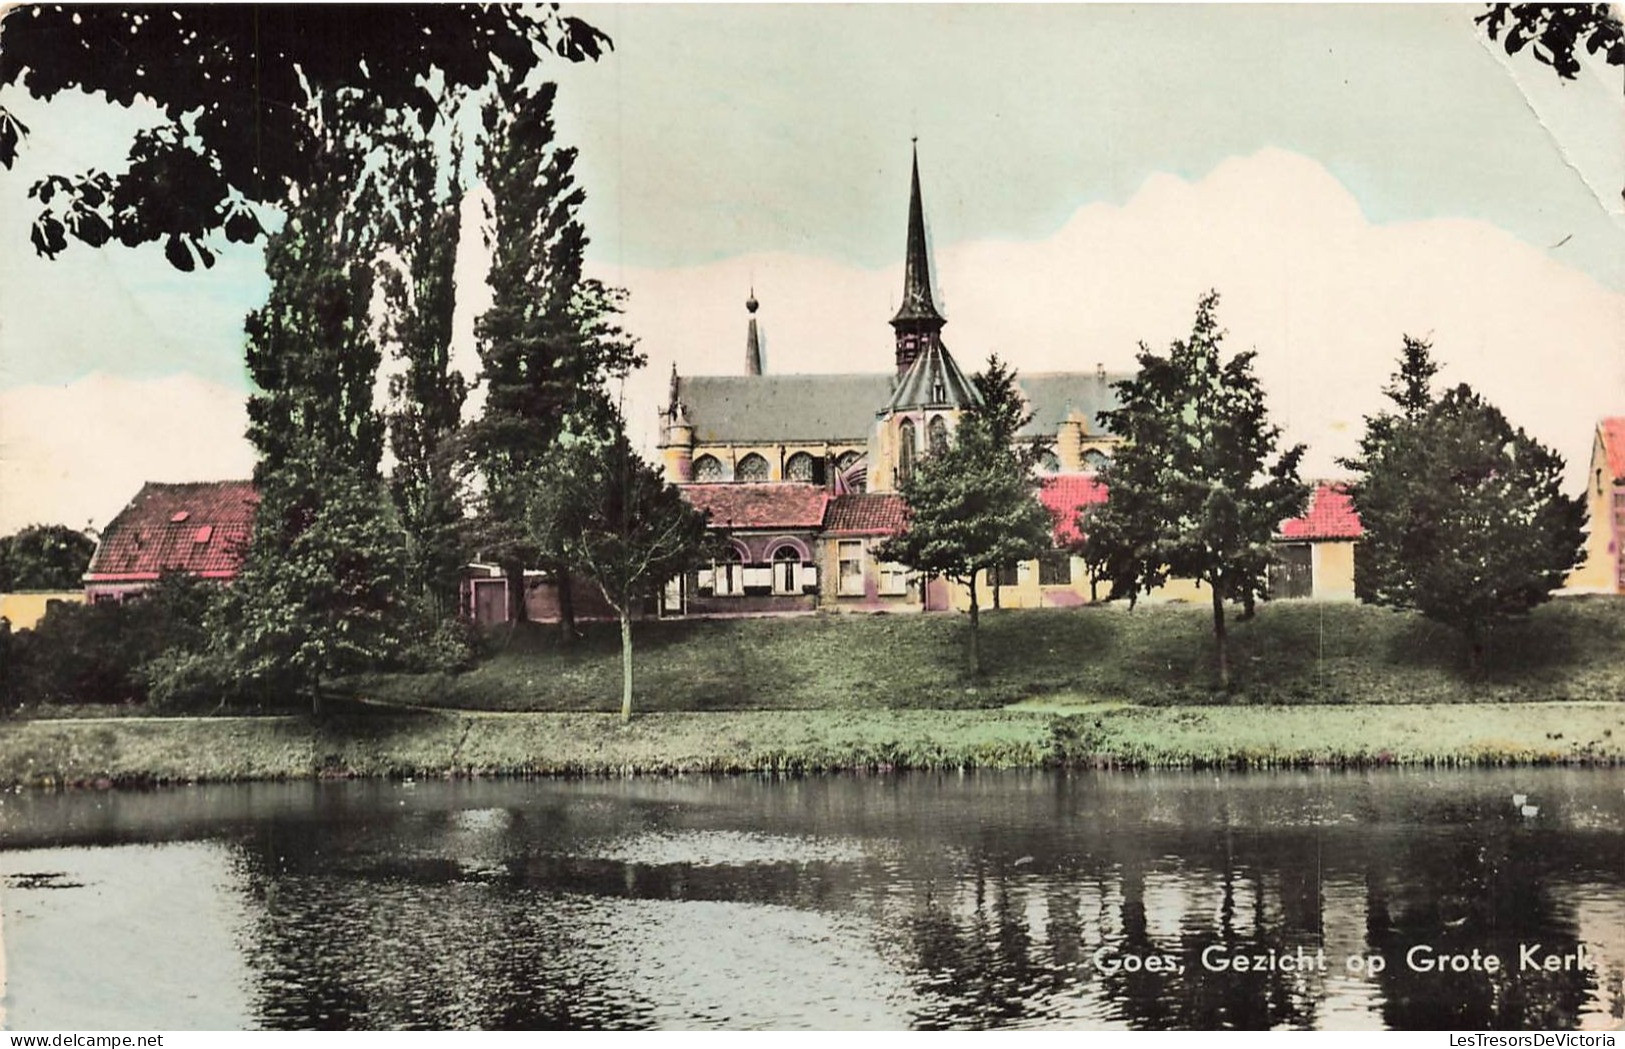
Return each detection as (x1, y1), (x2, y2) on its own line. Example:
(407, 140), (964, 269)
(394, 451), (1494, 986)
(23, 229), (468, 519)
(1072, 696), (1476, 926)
(745, 287), (763, 376)
(890, 140), (945, 375)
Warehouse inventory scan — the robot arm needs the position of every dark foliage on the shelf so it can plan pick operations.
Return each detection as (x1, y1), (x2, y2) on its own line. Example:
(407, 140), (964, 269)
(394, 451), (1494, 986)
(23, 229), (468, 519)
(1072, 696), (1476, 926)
(1476, 4), (1624, 81)
(1342, 338), (1587, 667)
(0, 5), (610, 265)
(0, 523), (95, 591)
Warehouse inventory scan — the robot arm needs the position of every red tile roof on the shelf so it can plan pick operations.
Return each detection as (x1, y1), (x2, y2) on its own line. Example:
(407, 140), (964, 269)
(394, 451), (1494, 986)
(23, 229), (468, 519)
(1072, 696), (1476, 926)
(87, 481), (259, 582)
(679, 482), (829, 530)
(1279, 482), (1363, 541)
(1040, 474), (1108, 545)
(1602, 418), (1625, 483)
(823, 493), (908, 536)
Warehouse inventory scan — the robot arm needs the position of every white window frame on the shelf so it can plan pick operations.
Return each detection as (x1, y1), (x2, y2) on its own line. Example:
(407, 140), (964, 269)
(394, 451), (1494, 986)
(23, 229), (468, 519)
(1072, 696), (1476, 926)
(837, 540), (866, 597)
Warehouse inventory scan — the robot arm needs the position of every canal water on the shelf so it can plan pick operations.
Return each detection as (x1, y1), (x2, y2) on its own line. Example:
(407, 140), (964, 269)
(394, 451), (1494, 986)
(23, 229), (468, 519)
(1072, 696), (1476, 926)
(2, 769), (1622, 1030)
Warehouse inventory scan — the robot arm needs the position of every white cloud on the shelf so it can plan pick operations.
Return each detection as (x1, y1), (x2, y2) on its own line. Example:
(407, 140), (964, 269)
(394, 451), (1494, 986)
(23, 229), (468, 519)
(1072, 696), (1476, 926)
(0, 374), (255, 535)
(600, 148), (1624, 486)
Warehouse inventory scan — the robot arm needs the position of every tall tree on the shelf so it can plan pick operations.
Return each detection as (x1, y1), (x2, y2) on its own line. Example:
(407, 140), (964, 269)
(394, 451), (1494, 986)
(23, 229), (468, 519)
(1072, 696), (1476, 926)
(1093, 291), (1308, 688)
(970, 354), (1052, 609)
(1341, 338), (1586, 669)
(877, 392), (1054, 675)
(528, 433), (714, 721)
(232, 95), (408, 714)
(378, 123), (468, 620)
(0, 524), (95, 591)
(0, 6), (609, 266)
(468, 84), (643, 632)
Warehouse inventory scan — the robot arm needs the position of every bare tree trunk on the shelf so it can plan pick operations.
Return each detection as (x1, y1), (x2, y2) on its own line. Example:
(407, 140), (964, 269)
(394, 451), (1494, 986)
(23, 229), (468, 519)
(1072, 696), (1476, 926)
(967, 574), (983, 676)
(619, 609), (634, 722)
(1210, 581), (1229, 690)
(505, 561), (528, 623)
(993, 572), (1001, 610)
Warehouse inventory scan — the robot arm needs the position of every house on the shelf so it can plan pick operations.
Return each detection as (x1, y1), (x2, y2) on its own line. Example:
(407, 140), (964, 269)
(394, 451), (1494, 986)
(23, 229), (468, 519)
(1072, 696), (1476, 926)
(1566, 418), (1625, 594)
(84, 480), (258, 603)
(1272, 482), (1362, 600)
(672, 483), (828, 616)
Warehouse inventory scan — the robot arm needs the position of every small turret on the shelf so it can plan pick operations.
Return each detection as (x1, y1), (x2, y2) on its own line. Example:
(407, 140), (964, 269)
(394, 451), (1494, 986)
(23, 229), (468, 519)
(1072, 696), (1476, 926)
(745, 288), (763, 376)
(658, 363), (695, 483)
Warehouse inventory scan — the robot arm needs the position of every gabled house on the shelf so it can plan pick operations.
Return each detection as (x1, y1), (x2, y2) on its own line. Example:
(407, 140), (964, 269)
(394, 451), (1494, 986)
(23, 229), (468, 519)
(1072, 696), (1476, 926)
(672, 482), (829, 616)
(1272, 482), (1362, 600)
(84, 480), (258, 603)
(1568, 418), (1625, 595)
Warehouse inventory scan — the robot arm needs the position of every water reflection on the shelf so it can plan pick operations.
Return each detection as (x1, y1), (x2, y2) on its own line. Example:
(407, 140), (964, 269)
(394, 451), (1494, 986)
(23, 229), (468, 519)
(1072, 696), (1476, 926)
(2, 769), (1622, 1030)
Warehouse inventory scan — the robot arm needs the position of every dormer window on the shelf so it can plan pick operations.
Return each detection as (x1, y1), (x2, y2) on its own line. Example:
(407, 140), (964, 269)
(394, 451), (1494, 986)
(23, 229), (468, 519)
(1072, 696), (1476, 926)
(170, 511), (190, 523)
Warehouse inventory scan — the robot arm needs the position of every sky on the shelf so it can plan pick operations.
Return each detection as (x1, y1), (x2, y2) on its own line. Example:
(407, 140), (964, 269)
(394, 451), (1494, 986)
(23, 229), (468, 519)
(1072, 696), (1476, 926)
(1, 4), (1622, 535)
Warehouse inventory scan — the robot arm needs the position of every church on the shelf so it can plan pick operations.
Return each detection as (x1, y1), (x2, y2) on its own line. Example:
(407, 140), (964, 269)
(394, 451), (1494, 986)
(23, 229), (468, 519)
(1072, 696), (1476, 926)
(654, 148), (1133, 616)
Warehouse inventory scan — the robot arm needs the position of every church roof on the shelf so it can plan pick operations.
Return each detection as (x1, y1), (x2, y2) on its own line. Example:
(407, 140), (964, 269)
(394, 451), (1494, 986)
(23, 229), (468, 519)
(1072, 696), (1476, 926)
(677, 373), (895, 443)
(886, 341), (980, 413)
(1017, 372), (1130, 437)
(679, 482), (830, 531)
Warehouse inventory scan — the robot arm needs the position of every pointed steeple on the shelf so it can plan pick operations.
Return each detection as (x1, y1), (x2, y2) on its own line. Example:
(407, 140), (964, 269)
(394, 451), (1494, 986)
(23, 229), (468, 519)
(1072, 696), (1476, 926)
(745, 287), (763, 376)
(890, 140), (946, 375)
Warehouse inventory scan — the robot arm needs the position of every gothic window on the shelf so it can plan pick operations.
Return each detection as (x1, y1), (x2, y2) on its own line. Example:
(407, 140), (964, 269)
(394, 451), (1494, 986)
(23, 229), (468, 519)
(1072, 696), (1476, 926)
(927, 415), (949, 456)
(736, 453), (770, 482)
(1037, 447), (1061, 474)
(693, 454), (724, 482)
(785, 452), (815, 483)
(898, 419), (917, 485)
(836, 450), (861, 471)
(772, 545), (801, 593)
(1083, 449), (1111, 472)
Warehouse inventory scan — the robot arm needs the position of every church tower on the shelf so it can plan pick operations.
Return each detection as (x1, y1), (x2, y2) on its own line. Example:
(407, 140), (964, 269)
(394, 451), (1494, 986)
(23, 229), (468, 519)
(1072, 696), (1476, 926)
(873, 143), (980, 492)
(890, 142), (946, 377)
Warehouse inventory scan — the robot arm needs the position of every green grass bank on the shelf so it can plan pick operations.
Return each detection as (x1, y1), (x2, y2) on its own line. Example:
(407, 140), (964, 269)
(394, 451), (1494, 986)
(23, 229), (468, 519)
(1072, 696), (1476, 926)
(3, 702), (1622, 789)
(355, 599), (1625, 712)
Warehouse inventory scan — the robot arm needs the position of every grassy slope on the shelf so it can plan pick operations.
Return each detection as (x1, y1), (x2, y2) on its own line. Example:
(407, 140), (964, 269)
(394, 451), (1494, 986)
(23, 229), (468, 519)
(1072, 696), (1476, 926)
(354, 598), (1625, 713)
(3, 702), (1621, 788)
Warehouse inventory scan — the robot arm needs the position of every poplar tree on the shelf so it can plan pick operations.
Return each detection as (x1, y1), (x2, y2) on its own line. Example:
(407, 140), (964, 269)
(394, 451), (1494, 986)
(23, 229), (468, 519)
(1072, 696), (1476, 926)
(468, 84), (642, 633)
(379, 124), (468, 620)
(1092, 291), (1308, 688)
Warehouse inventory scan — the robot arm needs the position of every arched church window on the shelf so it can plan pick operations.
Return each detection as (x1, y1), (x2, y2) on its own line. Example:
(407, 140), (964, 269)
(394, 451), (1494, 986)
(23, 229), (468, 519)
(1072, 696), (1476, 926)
(772, 545), (801, 593)
(1083, 449), (1111, 472)
(736, 453), (770, 482)
(1037, 447), (1061, 474)
(693, 455), (724, 482)
(836, 451), (861, 472)
(927, 415), (949, 456)
(897, 419), (917, 485)
(785, 452), (815, 482)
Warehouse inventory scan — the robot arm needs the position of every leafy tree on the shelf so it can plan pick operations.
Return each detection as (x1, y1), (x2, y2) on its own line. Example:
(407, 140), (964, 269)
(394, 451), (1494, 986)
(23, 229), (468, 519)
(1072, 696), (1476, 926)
(528, 433), (714, 721)
(971, 354), (1054, 609)
(1093, 291), (1308, 688)
(1476, 5), (1623, 85)
(0, 523), (95, 591)
(468, 84), (642, 633)
(378, 124), (468, 620)
(1341, 337), (1586, 669)
(0, 5), (609, 266)
(227, 464), (409, 714)
(878, 390), (1055, 675)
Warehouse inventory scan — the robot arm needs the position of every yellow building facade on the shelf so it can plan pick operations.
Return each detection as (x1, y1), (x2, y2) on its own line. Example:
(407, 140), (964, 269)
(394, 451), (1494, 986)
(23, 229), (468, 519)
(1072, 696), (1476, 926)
(1565, 419), (1625, 594)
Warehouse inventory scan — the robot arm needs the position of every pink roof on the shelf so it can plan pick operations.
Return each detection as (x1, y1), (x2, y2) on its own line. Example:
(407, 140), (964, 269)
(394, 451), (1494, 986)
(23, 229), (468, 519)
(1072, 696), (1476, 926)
(823, 493), (908, 536)
(87, 481), (259, 582)
(679, 482), (829, 530)
(1040, 474), (1108, 545)
(1279, 482), (1363, 541)
(1602, 418), (1625, 483)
